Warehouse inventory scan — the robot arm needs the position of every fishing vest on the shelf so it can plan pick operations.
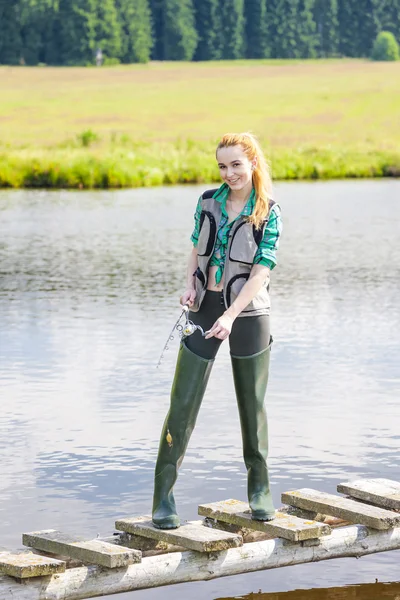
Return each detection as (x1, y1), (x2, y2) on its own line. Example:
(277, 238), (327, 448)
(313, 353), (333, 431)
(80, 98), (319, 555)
(191, 189), (277, 318)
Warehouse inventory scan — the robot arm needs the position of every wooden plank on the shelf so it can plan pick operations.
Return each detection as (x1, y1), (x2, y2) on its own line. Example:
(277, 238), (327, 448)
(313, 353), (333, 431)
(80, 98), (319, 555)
(115, 516), (242, 552)
(198, 499), (331, 541)
(0, 551), (65, 579)
(22, 530), (141, 568)
(280, 505), (351, 527)
(281, 488), (400, 530)
(203, 517), (276, 543)
(2, 525), (400, 599)
(337, 478), (400, 511)
(102, 533), (187, 557)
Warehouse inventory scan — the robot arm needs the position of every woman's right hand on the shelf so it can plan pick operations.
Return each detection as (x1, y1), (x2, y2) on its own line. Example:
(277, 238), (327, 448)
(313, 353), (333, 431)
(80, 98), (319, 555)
(180, 287), (196, 308)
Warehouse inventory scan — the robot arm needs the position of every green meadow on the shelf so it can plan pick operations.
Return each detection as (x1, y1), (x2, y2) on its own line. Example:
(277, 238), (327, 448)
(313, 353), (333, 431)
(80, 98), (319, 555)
(1, 59), (400, 188)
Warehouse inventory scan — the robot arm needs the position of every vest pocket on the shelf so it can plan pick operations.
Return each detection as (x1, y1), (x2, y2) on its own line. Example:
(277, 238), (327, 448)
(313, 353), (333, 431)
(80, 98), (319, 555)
(229, 221), (259, 265)
(226, 273), (270, 313)
(226, 273), (250, 307)
(197, 211), (217, 257)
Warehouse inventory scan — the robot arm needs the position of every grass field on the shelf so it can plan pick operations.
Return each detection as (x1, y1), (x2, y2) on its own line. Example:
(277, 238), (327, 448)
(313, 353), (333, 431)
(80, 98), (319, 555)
(1, 59), (400, 187)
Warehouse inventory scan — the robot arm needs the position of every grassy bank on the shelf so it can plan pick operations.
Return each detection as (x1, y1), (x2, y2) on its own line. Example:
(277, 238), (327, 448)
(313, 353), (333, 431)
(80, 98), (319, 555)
(1, 59), (399, 188)
(1, 145), (399, 189)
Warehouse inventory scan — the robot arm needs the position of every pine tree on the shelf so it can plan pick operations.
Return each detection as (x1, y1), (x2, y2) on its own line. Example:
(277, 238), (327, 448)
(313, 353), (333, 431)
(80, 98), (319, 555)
(19, 0), (41, 65)
(57, 0), (97, 65)
(244, 0), (269, 58)
(193, 0), (221, 60)
(116, 0), (152, 63)
(337, 0), (353, 55)
(42, 1), (61, 65)
(94, 0), (122, 60)
(0, 0), (22, 64)
(268, 0), (299, 58)
(338, 0), (380, 57)
(313, 0), (339, 57)
(220, 0), (245, 59)
(149, 0), (163, 59)
(354, 0), (380, 56)
(163, 0), (198, 61)
(296, 0), (317, 57)
(19, 0), (55, 65)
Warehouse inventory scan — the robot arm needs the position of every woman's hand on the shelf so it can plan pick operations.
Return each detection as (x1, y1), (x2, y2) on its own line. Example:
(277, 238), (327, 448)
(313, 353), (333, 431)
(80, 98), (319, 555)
(205, 313), (234, 340)
(180, 287), (196, 308)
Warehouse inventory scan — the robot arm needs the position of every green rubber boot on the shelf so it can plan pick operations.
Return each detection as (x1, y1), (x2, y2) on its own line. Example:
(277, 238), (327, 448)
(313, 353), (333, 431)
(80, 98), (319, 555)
(231, 341), (276, 521)
(152, 343), (214, 529)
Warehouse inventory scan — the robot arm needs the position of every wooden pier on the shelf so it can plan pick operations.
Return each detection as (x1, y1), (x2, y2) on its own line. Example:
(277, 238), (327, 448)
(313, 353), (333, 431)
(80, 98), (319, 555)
(0, 478), (399, 600)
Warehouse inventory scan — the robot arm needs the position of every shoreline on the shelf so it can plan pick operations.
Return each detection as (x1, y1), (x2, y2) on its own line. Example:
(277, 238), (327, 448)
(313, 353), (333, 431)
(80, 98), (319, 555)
(1, 146), (399, 189)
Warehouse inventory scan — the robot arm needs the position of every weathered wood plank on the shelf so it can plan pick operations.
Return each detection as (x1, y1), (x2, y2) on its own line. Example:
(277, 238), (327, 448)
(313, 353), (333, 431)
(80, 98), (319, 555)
(22, 530), (141, 568)
(115, 516), (242, 552)
(281, 488), (400, 530)
(0, 552), (65, 579)
(31, 549), (84, 569)
(32, 534), (185, 565)
(103, 533), (187, 557)
(198, 499), (331, 541)
(204, 517), (323, 547)
(2, 525), (400, 599)
(203, 517), (276, 543)
(337, 478), (400, 511)
(280, 505), (351, 527)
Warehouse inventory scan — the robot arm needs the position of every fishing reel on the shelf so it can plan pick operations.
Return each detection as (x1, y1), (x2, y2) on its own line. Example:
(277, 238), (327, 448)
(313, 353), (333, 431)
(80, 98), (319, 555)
(179, 305), (206, 339)
(157, 304), (206, 368)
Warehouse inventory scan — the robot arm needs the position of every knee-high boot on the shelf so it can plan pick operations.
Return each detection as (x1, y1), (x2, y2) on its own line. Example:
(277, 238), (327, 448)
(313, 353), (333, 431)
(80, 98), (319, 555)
(231, 341), (276, 521)
(152, 343), (214, 529)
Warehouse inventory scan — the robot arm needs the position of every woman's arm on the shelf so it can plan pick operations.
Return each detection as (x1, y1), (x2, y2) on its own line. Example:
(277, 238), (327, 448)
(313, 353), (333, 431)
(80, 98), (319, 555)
(180, 246), (198, 307)
(226, 264), (270, 320)
(205, 264), (270, 340)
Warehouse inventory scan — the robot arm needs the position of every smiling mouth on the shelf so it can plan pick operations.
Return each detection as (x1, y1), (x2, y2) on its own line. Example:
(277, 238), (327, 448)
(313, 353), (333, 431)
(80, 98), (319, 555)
(228, 178), (240, 184)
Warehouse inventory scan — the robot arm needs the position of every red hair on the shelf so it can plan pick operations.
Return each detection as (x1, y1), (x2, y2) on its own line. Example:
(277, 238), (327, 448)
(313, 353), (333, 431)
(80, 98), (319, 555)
(217, 132), (273, 229)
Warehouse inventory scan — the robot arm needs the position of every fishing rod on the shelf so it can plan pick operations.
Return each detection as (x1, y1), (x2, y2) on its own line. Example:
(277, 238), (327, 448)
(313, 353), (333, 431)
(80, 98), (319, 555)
(156, 304), (206, 368)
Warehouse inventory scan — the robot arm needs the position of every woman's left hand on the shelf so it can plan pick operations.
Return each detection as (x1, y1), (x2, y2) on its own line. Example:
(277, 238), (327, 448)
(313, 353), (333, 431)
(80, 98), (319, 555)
(205, 313), (234, 340)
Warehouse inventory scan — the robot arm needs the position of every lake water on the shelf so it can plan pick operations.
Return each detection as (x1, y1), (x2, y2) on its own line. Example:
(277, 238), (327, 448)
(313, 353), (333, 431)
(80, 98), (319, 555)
(0, 180), (399, 599)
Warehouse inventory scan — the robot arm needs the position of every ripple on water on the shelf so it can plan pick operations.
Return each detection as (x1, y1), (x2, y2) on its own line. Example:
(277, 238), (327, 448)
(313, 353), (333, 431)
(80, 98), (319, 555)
(0, 181), (399, 598)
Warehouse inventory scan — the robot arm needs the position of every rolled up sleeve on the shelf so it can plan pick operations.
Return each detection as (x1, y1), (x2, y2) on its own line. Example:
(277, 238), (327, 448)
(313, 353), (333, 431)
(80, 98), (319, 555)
(253, 204), (283, 270)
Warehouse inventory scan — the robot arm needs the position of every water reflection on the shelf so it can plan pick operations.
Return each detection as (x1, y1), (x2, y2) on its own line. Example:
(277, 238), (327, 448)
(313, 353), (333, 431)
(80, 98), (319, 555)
(0, 181), (399, 598)
(217, 581), (400, 600)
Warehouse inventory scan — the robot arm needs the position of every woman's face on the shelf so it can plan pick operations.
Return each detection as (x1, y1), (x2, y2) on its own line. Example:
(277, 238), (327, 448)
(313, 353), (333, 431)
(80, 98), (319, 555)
(216, 145), (255, 192)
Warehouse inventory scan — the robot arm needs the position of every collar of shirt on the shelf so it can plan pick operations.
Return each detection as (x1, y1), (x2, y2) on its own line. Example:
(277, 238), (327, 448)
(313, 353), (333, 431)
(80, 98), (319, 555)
(213, 183), (255, 219)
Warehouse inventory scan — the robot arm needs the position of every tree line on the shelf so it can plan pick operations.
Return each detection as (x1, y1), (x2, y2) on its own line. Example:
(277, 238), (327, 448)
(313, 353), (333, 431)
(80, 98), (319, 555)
(0, 0), (399, 65)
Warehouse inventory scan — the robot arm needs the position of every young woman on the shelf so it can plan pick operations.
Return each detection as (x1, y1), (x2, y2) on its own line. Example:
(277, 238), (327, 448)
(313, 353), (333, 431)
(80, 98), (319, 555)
(152, 132), (283, 529)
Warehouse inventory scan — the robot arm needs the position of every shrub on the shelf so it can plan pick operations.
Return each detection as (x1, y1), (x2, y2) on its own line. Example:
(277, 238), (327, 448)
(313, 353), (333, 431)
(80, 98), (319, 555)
(76, 129), (100, 147)
(371, 31), (399, 61)
(103, 57), (121, 66)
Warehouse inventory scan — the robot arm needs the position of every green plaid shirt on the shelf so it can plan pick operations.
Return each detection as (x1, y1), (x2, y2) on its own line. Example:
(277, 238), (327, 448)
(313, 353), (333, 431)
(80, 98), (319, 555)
(191, 183), (282, 284)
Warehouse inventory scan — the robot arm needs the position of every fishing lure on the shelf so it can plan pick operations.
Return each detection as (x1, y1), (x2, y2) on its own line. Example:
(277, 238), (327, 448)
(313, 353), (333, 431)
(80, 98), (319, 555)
(156, 305), (206, 368)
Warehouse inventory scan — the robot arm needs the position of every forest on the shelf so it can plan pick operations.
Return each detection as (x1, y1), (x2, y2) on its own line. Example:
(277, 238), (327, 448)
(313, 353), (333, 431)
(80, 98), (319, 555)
(0, 0), (399, 65)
